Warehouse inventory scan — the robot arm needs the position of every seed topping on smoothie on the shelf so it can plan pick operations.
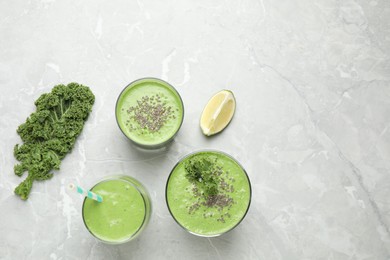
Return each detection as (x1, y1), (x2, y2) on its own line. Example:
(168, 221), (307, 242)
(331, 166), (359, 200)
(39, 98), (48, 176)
(125, 94), (177, 133)
(184, 156), (235, 223)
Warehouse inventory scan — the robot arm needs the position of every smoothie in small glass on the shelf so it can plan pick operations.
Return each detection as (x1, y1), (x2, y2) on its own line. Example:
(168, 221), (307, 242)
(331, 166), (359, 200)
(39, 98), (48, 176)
(166, 151), (251, 237)
(82, 175), (151, 244)
(115, 78), (184, 149)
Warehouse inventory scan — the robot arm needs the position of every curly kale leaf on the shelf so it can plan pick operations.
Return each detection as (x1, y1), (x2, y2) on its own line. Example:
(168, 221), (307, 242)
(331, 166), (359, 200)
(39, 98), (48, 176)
(184, 157), (219, 196)
(13, 83), (95, 200)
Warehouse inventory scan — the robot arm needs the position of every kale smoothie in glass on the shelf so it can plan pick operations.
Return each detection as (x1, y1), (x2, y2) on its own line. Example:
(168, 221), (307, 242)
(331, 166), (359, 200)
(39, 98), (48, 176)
(166, 151), (252, 237)
(115, 78), (184, 149)
(82, 175), (151, 244)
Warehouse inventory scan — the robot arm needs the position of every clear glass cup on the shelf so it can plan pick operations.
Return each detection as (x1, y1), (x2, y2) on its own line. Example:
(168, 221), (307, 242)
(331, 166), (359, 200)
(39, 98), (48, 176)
(166, 150), (252, 237)
(82, 175), (151, 244)
(115, 78), (184, 149)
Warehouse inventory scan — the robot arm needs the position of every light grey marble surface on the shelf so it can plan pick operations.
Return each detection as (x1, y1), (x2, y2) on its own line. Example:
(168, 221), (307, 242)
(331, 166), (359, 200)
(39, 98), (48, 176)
(1, 0), (390, 259)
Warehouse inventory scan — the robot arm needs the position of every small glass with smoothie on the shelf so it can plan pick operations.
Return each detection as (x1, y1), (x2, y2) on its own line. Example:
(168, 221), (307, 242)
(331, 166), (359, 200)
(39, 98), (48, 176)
(166, 150), (251, 237)
(82, 175), (151, 244)
(115, 78), (184, 149)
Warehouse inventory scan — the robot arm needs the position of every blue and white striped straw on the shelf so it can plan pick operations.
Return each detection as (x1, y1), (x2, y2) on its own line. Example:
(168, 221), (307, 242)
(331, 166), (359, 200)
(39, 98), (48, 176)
(68, 183), (103, 202)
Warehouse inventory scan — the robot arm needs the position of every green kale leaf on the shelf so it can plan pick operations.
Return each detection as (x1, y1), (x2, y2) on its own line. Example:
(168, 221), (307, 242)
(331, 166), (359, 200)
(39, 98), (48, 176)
(184, 157), (219, 196)
(13, 83), (95, 200)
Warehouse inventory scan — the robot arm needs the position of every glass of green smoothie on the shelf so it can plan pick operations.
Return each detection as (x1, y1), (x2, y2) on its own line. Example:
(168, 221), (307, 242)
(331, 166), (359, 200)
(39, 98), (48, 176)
(115, 78), (184, 149)
(165, 150), (252, 237)
(82, 175), (151, 244)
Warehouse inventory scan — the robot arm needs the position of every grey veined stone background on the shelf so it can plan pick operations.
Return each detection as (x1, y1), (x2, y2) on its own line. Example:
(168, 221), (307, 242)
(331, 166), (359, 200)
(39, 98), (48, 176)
(0, 0), (389, 259)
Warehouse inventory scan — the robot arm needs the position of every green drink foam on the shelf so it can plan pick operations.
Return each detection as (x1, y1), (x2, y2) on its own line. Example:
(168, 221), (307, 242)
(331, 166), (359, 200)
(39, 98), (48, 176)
(116, 78), (184, 148)
(82, 177), (150, 243)
(166, 151), (251, 237)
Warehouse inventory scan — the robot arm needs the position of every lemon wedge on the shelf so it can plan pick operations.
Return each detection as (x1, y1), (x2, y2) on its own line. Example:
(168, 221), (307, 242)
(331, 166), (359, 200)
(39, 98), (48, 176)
(200, 90), (236, 136)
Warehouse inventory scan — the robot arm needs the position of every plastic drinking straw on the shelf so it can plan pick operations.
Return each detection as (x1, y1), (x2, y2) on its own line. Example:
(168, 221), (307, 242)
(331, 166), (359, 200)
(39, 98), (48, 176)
(68, 183), (103, 202)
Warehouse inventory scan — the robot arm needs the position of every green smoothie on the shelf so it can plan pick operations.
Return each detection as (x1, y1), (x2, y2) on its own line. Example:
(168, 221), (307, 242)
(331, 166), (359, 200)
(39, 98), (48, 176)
(115, 78), (184, 148)
(82, 176), (151, 244)
(166, 151), (251, 237)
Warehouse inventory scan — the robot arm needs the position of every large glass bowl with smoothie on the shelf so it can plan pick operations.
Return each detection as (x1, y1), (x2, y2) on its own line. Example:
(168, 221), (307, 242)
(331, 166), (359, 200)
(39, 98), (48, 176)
(166, 150), (252, 237)
(82, 175), (151, 244)
(115, 78), (184, 149)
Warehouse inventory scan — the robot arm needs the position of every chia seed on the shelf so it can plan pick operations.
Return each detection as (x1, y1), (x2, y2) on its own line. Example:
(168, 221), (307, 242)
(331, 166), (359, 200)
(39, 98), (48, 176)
(126, 94), (175, 133)
(188, 202), (200, 214)
(185, 157), (236, 222)
(217, 216), (226, 223)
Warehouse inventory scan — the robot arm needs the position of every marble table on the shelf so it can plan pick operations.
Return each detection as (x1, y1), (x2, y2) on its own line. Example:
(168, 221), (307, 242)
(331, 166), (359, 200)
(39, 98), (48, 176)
(1, 0), (389, 259)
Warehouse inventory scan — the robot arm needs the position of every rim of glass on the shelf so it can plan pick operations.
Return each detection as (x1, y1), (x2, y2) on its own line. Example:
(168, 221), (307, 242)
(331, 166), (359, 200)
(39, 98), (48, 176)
(115, 77), (185, 149)
(82, 175), (151, 244)
(165, 150), (252, 237)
